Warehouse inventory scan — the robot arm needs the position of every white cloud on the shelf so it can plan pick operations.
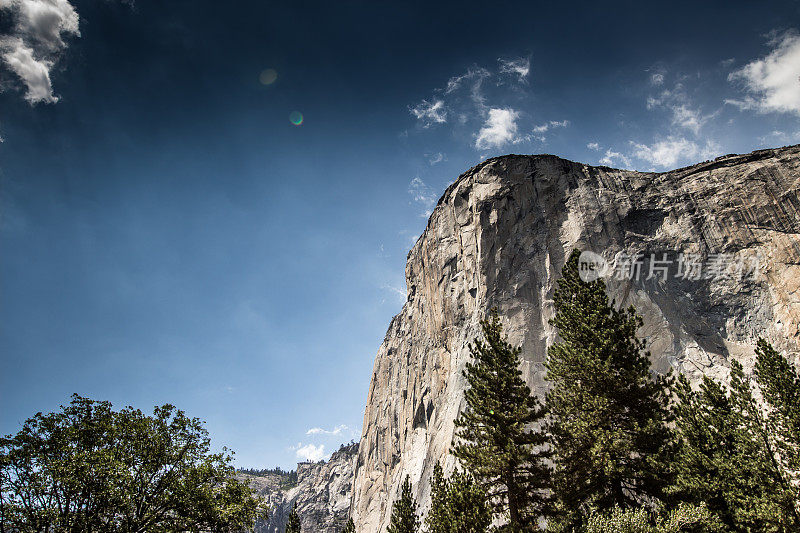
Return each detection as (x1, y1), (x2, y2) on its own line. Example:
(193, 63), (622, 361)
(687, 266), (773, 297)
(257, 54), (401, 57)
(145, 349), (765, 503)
(445, 66), (491, 97)
(406, 61), (548, 152)
(13, 0), (80, 50)
(531, 119), (570, 134)
(425, 152), (446, 165)
(1, 38), (57, 103)
(630, 137), (720, 168)
(758, 129), (800, 145)
(646, 85), (711, 135)
(294, 443), (326, 462)
(498, 57), (530, 82)
(670, 104), (706, 135)
(381, 283), (406, 303)
(409, 99), (447, 127)
(599, 149), (631, 168)
(475, 108), (519, 150)
(306, 424), (348, 436)
(647, 65), (667, 86)
(587, 142), (601, 151)
(0, 0), (81, 105)
(408, 176), (437, 217)
(727, 30), (800, 115)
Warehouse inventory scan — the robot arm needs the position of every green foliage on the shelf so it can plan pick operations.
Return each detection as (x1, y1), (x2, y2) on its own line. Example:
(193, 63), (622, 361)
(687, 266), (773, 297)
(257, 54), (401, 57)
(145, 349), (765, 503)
(425, 462), (491, 533)
(238, 466), (299, 489)
(583, 503), (723, 533)
(669, 357), (800, 531)
(387, 475), (419, 533)
(0, 394), (267, 533)
(452, 309), (550, 530)
(545, 251), (672, 528)
(754, 339), (800, 479)
(341, 517), (356, 533)
(285, 502), (301, 533)
(584, 506), (652, 533)
(667, 374), (739, 527)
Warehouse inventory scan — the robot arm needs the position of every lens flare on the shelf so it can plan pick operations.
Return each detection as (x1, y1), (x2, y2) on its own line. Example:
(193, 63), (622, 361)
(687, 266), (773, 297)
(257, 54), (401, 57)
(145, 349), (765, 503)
(289, 111), (303, 126)
(259, 68), (278, 85)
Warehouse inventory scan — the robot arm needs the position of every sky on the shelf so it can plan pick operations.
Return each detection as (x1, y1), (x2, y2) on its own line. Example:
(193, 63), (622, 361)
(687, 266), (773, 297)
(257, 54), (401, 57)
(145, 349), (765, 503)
(1, 0), (799, 469)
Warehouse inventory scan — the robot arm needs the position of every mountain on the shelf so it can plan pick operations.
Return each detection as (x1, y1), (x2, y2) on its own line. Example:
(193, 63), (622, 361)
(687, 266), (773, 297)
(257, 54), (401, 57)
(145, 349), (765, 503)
(240, 442), (358, 532)
(349, 145), (800, 531)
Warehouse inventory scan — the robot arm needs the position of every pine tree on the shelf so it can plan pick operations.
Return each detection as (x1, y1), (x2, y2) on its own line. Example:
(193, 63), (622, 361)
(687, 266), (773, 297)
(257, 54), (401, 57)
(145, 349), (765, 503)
(754, 339), (800, 477)
(545, 250), (672, 528)
(667, 374), (737, 528)
(285, 502), (301, 533)
(452, 309), (550, 531)
(386, 476), (418, 533)
(425, 462), (492, 533)
(341, 517), (356, 533)
(728, 359), (799, 529)
(668, 359), (800, 530)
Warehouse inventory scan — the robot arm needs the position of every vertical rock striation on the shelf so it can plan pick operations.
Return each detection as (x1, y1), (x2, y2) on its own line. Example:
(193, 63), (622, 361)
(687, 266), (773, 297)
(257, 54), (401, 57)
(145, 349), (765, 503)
(351, 146), (800, 532)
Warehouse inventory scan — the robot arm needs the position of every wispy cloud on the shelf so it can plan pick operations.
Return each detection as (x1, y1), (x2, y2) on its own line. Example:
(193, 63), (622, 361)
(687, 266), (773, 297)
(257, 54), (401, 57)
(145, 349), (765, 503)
(599, 149), (631, 168)
(408, 176), (437, 217)
(669, 104), (707, 135)
(0, 0), (80, 104)
(646, 84), (713, 135)
(587, 142), (601, 151)
(475, 108), (520, 149)
(409, 99), (447, 127)
(498, 57), (530, 83)
(531, 119), (570, 134)
(407, 61), (545, 150)
(306, 424), (349, 436)
(380, 283), (406, 304)
(509, 119), (569, 146)
(726, 30), (800, 116)
(757, 129), (800, 146)
(444, 66), (491, 103)
(425, 152), (446, 165)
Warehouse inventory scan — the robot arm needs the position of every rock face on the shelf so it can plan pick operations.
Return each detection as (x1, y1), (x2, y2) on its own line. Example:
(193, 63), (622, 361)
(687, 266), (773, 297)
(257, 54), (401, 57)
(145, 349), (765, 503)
(350, 146), (800, 532)
(242, 443), (358, 533)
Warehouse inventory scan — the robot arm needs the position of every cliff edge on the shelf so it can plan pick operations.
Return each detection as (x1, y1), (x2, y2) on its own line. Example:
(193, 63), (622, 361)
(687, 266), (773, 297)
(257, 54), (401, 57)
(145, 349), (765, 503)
(351, 146), (800, 531)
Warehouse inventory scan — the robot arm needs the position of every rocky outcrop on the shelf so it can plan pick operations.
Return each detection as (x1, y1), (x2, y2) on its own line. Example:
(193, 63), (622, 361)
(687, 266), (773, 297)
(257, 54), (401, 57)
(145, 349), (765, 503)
(350, 146), (800, 532)
(242, 443), (358, 533)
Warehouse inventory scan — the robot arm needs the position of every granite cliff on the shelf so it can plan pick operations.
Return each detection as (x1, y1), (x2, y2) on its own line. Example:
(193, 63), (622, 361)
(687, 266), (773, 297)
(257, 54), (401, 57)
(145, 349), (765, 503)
(350, 145), (800, 531)
(240, 443), (358, 533)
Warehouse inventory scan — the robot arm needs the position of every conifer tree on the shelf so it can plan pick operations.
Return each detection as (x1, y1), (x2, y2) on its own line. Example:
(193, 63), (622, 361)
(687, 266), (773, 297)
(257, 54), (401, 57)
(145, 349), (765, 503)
(728, 359), (799, 529)
(668, 374), (737, 528)
(425, 462), (491, 533)
(387, 475), (418, 533)
(341, 517), (356, 533)
(452, 309), (550, 531)
(668, 359), (800, 530)
(545, 250), (672, 528)
(754, 339), (800, 478)
(285, 502), (301, 533)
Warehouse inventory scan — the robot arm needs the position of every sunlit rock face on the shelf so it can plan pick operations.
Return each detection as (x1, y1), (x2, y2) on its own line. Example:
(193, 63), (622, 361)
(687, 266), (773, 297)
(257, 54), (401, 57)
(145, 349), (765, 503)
(350, 146), (800, 532)
(242, 443), (358, 533)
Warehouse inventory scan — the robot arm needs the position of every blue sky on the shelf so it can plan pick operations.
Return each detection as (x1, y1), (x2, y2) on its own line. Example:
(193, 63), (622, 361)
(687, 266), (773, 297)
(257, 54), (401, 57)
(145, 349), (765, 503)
(1, 0), (799, 468)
